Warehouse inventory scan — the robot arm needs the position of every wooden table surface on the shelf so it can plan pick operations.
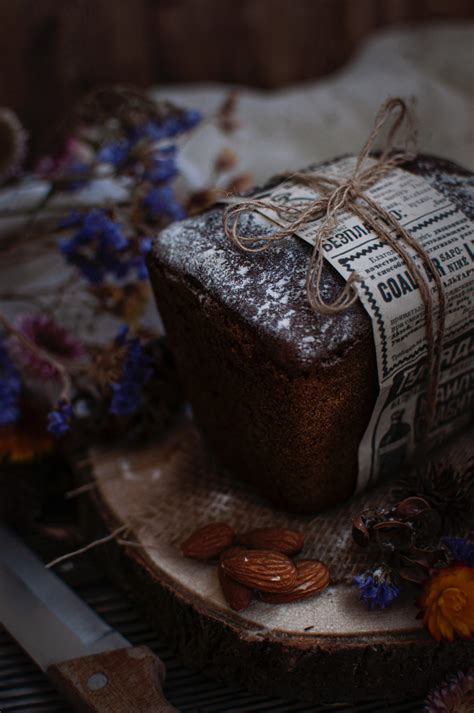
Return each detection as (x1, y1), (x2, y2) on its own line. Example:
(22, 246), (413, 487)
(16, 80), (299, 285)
(0, 546), (424, 712)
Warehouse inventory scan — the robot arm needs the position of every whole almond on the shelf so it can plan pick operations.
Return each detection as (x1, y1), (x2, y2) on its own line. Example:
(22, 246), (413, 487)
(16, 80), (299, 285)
(221, 549), (297, 593)
(181, 522), (235, 560)
(261, 559), (330, 604)
(220, 545), (246, 560)
(218, 547), (252, 611)
(240, 527), (304, 555)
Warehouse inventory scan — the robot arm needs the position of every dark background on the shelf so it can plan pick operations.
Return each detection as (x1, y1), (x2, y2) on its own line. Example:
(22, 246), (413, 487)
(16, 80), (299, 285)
(1, 0), (473, 157)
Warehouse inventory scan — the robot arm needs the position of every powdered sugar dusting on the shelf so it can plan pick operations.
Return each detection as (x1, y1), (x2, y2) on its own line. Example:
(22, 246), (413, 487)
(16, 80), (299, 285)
(153, 208), (366, 367)
(152, 155), (472, 369)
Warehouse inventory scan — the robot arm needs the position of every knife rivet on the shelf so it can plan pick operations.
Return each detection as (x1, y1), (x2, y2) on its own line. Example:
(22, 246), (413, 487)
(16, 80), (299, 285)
(87, 672), (108, 690)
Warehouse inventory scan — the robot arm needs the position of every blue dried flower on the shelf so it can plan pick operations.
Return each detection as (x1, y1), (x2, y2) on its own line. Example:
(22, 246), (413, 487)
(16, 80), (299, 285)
(179, 108), (202, 130)
(140, 237), (152, 254)
(144, 145), (178, 184)
(144, 185), (186, 222)
(96, 140), (130, 167)
(115, 324), (129, 345)
(64, 158), (90, 192)
(47, 400), (73, 436)
(130, 109), (201, 143)
(162, 109), (202, 136)
(353, 567), (401, 610)
(443, 537), (474, 567)
(58, 209), (133, 284)
(109, 337), (153, 416)
(0, 339), (21, 426)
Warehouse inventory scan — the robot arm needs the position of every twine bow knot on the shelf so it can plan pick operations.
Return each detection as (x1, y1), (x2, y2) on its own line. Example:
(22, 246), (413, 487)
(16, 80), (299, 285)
(223, 97), (446, 436)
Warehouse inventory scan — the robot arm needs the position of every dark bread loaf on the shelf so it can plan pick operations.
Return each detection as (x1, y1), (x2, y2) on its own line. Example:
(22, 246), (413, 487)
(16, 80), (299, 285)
(148, 155), (473, 513)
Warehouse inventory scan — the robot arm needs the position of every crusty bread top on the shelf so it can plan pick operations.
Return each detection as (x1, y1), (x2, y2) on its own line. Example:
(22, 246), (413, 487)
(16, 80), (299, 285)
(151, 155), (473, 371)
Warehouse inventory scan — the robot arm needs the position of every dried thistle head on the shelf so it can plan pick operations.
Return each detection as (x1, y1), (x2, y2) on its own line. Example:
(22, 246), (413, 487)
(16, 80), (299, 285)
(397, 458), (474, 533)
(0, 108), (27, 183)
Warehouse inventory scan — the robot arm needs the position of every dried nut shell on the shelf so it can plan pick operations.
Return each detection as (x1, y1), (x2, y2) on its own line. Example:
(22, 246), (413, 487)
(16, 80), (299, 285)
(391, 496), (431, 520)
(351, 516), (370, 547)
(181, 522), (235, 559)
(240, 527), (305, 555)
(221, 549), (297, 593)
(372, 520), (414, 551)
(399, 563), (430, 584)
(261, 560), (331, 604)
(412, 508), (442, 541)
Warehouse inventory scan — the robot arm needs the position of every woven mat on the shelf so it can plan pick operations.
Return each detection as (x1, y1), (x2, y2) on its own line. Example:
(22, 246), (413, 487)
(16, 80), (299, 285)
(92, 418), (473, 585)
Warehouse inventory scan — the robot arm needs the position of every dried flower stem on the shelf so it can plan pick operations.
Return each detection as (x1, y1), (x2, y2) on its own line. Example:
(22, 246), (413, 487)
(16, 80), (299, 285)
(0, 292), (55, 316)
(45, 524), (128, 568)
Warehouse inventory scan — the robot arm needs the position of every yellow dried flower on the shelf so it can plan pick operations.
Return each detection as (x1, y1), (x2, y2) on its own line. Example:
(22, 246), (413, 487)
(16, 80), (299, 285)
(418, 564), (474, 641)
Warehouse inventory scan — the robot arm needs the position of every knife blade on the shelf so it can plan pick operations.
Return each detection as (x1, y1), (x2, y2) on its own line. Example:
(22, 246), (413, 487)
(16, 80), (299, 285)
(0, 526), (178, 713)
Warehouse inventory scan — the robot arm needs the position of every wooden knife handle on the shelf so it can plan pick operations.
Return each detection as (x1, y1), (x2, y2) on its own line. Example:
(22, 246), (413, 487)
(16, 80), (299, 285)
(48, 646), (179, 713)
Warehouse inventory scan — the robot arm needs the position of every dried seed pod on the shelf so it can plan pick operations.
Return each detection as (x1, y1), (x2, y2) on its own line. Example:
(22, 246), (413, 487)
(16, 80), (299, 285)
(399, 563), (429, 584)
(411, 507), (442, 544)
(372, 520), (414, 551)
(352, 516), (370, 547)
(391, 496), (431, 521)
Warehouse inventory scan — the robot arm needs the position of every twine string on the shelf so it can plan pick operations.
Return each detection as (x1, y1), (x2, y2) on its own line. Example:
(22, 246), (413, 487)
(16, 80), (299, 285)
(223, 97), (445, 437)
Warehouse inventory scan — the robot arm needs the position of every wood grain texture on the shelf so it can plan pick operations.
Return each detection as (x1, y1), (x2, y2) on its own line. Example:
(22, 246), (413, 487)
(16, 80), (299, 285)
(1, 0), (473, 157)
(72, 423), (474, 705)
(48, 645), (178, 713)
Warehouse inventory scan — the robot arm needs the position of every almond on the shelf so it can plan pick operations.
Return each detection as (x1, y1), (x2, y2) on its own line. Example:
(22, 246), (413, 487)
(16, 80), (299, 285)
(181, 522), (235, 560)
(218, 547), (252, 611)
(261, 559), (330, 603)
(240, 527), (304, 555)
(221, 549), (297, 593)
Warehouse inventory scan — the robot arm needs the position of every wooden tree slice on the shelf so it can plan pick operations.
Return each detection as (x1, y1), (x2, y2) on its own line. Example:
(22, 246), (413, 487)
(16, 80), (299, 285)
(81, 418), (473, 704)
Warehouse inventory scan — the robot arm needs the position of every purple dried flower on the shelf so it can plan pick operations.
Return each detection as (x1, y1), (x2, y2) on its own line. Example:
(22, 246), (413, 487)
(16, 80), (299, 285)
(143, 145), (178, 184)
(443, 537), (474, 567)
(36, 136), (93, 191)
(129, 109), (201, 143)
(353, 567), (401, 610)
(47, 400), (73, 436)
(424, 667), (474, 712)
(96, 140), (130, 167)
(59, 209), (135, 284)
(0, 339), (21, 425)
(109, 336), (153, 416)
(144, 185), (186, 222)
(7, 313), (85, 381)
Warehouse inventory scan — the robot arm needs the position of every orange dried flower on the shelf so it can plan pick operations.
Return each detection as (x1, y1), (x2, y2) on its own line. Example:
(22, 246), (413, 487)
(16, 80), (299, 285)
(418, 564), (474, 641)
(0, 402), (53, 463)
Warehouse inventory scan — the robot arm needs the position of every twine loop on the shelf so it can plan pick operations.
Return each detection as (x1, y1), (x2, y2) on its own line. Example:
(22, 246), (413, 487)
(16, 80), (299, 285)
(223, 97), (445, 437)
